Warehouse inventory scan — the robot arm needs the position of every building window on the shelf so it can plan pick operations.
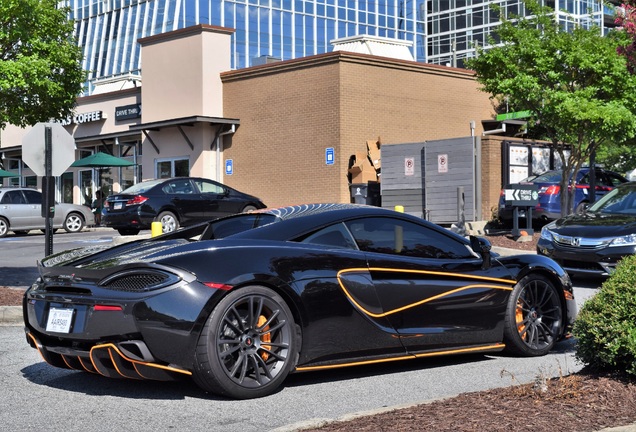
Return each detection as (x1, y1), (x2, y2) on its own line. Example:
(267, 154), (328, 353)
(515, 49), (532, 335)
(156, 158), (190, 179)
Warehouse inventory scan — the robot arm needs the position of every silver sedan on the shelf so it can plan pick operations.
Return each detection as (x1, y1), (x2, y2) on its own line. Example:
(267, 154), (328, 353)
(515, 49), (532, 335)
(0, 187), (95, 237)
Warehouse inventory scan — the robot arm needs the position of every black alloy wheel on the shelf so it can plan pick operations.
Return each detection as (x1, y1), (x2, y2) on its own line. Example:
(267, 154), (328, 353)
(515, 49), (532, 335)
(503, 274), (563, 356)
(193, 285), (299, 399)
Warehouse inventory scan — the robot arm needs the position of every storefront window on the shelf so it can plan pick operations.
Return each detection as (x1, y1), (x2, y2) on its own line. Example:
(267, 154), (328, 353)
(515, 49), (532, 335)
(156, 158), (189, 178)
(61, 172), (74, 203)
(79, 169), (94, 207)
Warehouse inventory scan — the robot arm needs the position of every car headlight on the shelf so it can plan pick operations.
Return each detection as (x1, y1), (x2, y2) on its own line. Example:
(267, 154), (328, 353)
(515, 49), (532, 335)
(609, 234), (636, 247)
(540, 223), (555, 241)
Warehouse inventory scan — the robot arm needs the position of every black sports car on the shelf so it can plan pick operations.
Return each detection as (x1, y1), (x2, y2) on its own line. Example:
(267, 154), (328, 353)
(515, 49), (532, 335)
(23, 204), (576, 399)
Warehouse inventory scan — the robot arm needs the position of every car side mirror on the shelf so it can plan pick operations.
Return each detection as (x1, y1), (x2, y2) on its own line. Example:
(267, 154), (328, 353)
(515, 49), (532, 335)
(469, 235), (492, 269)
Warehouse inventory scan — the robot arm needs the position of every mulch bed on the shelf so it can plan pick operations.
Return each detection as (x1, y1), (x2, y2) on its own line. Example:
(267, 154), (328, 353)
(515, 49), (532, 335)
(302, 372), (636, 432)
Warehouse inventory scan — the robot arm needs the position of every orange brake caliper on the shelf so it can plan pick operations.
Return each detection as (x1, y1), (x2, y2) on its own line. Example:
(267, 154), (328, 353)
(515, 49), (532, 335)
(516, 300), (526, 337)
(257, 315), (271, 361)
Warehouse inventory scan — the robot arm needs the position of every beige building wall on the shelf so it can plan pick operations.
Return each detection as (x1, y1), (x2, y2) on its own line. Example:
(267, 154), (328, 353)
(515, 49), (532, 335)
(139, 25), (232, 123)
(222, 52), (495, 208)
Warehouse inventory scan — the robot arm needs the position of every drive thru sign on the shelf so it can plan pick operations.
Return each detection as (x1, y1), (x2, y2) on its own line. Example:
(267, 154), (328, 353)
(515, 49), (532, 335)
(504, 184), (539, 206)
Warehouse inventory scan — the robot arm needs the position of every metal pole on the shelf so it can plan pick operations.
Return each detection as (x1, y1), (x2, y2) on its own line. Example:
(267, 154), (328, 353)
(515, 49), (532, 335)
(44, 127), (54, 256)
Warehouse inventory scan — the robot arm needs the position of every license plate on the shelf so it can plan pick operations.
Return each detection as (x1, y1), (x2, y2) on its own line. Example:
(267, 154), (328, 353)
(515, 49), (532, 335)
(46, 307), (74, 333)
(114, 202), (123, 210)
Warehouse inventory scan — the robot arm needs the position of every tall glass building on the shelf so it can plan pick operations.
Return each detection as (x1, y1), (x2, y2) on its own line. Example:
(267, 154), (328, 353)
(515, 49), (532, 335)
(426, 0), (611, 68)
(66, 0), (427, 93)
(65, 0), (610, 94)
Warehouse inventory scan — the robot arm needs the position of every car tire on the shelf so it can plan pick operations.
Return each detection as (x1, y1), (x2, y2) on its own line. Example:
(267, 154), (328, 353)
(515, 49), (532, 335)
(503, 274), (562, 356)
(241, 205), (257, 213)
(157, 211), (179, 233)
(193, 285), (300, 399)
(64, 213), (85, 233)
(0, 218), (9, 238)
(117, 228), (140, 236)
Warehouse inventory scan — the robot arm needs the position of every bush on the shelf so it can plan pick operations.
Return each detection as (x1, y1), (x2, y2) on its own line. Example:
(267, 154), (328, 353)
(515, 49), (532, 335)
(574, 255), (636, 376)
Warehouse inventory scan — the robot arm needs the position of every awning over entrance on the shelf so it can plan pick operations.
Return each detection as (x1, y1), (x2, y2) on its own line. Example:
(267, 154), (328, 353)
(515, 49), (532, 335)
(128, 116), (240, 153)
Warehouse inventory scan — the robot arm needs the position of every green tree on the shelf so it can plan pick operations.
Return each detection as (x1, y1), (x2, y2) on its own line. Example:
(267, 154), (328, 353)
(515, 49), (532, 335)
(0, 0), (85, 130)
(466, 1), (636, 216)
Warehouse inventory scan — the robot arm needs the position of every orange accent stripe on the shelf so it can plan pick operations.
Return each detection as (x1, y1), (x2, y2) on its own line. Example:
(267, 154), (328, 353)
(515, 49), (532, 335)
(90, 343), (192, 377)
(26, 332), (47, 363)
(340, 267), (517, 285)
(107, 347), (139, 379)
(337, 267), (514, 318)
(295, 343), (505, 371)
(61, 355), (78, 370)
(78, 357), (98, 374)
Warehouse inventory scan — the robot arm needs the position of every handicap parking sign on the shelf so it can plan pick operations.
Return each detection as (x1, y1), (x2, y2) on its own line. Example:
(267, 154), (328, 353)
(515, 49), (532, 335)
(225, 159), (233, 175)
(325, 148), (335, 165)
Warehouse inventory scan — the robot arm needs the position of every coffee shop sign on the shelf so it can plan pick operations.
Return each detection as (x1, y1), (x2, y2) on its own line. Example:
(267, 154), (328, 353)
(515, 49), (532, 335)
(60, 110), (105, 126)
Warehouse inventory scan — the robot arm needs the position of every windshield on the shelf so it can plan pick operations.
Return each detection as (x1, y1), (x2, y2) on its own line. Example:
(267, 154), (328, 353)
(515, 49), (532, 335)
(120, 179), (164, 194)
(587, 186), (636, 215)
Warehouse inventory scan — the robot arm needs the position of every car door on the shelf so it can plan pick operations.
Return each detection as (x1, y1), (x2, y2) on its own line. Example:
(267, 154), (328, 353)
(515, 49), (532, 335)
(194, 178), (235, 220)
(163, 178), (205, 224)
(0, 190), (35, 230)
(343, 216), (516, 354)
(21, 189), (50, 228)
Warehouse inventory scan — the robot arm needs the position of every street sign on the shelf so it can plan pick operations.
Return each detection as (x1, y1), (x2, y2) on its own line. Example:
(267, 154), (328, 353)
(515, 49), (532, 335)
(504, 184), (539, 206)
(496, 110), (533, 121)
(22, 122), (75, 176)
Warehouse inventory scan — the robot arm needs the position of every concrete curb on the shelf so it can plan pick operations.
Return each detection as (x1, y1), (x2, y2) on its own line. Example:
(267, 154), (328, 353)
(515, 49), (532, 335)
(0, 306), (22, 325)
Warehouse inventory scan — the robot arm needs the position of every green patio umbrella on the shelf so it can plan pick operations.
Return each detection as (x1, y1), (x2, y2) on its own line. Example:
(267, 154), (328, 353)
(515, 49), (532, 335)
(71, 152), (135, 168)
(0, 169), (18, 178)
(71, 152), (135, 196)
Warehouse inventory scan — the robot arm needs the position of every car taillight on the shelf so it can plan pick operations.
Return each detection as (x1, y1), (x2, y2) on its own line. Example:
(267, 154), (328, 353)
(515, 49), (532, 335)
(541, 185), (560, 195)
(126, 195), (149, 206)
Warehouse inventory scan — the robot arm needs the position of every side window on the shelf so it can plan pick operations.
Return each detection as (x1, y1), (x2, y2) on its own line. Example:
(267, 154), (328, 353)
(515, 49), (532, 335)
(301, 223), (357, 249)
(195, 179), (224, 194)
(163, 179), (194, 194)
(606, 173), (627, 187)
(22, 190), (42, 204)
(344, 217), (473, 259)
(4, 191), (26, 204)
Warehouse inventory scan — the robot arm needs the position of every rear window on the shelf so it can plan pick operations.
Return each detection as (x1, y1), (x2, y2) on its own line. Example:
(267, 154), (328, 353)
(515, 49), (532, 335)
(120, 179), (164, 194)
(202, 214), (279, 239)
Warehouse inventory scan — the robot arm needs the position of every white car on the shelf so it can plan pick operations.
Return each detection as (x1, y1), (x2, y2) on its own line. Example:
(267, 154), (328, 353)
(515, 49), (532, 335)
(0, 187), (95, 238)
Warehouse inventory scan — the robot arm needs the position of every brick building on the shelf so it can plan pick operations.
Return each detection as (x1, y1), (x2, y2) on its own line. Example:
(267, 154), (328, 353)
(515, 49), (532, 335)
(1, 25), (503, 221)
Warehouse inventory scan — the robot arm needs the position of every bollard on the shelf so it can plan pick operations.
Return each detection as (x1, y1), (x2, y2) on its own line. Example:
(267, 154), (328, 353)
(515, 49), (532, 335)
(394, 205), (404, 213)
(151, 221), (163, 237)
